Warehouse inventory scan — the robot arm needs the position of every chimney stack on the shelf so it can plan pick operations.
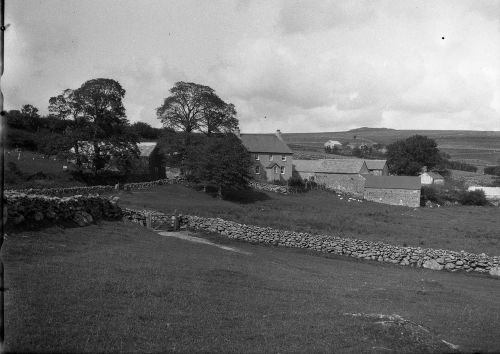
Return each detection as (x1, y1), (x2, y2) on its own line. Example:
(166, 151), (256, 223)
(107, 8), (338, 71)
(276, 129), (283, 140)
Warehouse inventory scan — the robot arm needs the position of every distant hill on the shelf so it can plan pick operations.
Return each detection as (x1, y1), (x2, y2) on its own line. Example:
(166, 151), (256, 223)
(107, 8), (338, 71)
(283, 129), (500, 167)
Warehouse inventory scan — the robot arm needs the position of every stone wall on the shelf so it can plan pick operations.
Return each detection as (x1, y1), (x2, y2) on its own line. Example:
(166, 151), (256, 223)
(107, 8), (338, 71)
(5, 191), (122, 228)
(364, 188), (421, 208)
(249, 181), (288, 194)
(124, 208), (500, 277)
(314, 173), (365, 197)
(9, 178), (183, 197)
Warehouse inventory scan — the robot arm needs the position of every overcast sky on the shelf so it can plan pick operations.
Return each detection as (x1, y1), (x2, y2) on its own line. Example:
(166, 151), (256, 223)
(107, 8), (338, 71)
(4, 0), (500, 132)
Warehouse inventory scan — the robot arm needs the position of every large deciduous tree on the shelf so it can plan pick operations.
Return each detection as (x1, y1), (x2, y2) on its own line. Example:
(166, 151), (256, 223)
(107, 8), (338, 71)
(156, 82), (239, 141)
(49, 78), (138, 173)
(387, 135), (442, 175)
(183, 134), (252, 198)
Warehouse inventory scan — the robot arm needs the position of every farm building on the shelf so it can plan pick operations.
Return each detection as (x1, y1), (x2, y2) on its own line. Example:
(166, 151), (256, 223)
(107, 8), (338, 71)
(365, 160), (388, 176)
(293, 159), (369, 196)
(238, 129), (293, 182)
(324, 140), (342, 149)
(420, 171), (445, 185)
(468, 186), (500, 200)
(132, 142), (165, 179)
(363, 175), (421, 207)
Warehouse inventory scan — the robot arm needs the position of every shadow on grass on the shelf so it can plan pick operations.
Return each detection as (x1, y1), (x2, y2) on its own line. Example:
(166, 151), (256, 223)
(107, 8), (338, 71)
(222, 189), (272, 204)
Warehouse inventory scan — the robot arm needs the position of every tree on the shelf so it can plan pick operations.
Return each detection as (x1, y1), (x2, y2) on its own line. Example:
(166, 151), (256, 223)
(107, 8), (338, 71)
(387, 135), (442, 175)
(20, 104), (40, 118)
(49, 78), (138, 174)
(183, 134), (252, 198)
(128, 121), (161, 140)
(156, 82), (239, 141)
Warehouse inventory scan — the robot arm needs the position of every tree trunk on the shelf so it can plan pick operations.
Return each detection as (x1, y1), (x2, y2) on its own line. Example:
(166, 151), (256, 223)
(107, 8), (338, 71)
(217, 185), (223, 199)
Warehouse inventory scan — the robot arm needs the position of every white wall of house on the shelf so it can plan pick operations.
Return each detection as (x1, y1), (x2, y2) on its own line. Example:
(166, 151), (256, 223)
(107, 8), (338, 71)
(468, 186), (500, 200)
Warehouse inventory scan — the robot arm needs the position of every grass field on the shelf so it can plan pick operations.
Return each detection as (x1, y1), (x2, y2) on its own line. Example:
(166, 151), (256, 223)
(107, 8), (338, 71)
(284, 129), (500, 166)
(113, 184), (500, 256)
(4, 222), (500, 353)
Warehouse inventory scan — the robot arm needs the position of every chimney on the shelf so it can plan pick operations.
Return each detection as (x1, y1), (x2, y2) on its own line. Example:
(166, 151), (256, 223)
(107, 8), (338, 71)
(276, 129), (283, 140)
(234, 127), (241, 138)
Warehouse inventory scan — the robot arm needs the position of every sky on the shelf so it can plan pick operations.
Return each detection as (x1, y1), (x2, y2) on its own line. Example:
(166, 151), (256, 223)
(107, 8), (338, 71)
(3, 0), (500, 133)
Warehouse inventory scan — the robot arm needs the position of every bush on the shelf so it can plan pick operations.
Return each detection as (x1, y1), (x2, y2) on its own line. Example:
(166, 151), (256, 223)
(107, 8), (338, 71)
(442, 160), (478, 172)
(484, 166), (500, 176)
(459, 190), (489, 206)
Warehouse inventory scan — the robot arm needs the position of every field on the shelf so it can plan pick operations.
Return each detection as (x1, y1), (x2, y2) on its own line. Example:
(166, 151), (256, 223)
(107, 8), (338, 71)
(113, 184), (500, 256)
(284, 129), (500, 167)
(4, 221), (500, 353)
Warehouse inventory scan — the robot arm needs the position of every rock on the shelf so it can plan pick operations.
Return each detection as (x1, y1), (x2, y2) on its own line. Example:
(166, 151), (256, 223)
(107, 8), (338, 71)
(423, 259), (444, 271)
(73, 211), (94, 227)
(489, 267), (500, 277)
(444, 263), (455, 270)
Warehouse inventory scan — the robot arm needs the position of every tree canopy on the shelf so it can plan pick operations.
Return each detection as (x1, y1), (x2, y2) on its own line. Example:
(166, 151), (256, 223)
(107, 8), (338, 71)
(182, 134), (252, 198)
(156, 82), (238, 138)
(387, 135), (442, 175)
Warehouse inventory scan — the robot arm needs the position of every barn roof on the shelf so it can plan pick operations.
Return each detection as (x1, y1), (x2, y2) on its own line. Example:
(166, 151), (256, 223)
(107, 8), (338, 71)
(294, 159), (368, 174)
(364, 175), (421, 190)
(240, 134), (293, 154)
(365, 160), (387, 170)
(137, 142), (157, 157)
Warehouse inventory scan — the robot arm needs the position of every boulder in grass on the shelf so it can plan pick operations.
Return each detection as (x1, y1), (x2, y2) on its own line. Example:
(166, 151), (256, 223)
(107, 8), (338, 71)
(423, 259), (444, 271)
(489, 266), (500, 277)
(73, 211), (94, 227)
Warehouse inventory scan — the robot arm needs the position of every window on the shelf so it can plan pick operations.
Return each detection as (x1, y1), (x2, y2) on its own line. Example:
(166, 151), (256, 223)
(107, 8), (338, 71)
(280, 166), (285, 174)
(269, 154), (273, 161)
(255, 154), (260, 161)
(281, 154), (286, 161)
(274, 166), (279, 174)
(255, 165), (260, 174)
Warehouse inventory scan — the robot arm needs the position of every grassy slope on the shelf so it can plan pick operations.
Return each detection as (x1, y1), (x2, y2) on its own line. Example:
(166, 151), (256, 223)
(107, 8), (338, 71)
(4, 222), (500, 353)
(284, 130), (500, 166)
(114, 185), (500, 256)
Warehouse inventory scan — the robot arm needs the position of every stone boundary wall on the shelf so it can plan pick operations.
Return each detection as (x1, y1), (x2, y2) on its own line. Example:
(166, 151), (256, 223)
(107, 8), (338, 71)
(9, 178), (183, 197)
(124, 208), (500, 277)
(5, 191), (122, 228)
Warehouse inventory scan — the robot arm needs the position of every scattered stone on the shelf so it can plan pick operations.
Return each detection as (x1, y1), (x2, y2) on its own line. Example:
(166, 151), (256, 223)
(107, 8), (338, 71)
(423, 259), (444, 271)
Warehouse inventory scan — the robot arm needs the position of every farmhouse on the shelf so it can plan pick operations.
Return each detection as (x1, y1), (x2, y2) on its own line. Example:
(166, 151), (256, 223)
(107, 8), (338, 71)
(365, 160), (388, 176)
(238, 129), (293, 182)
(363, 175), (421, 207)
(293, 159), (369, 196)
(324, 140), (342, 149)
(420, 171), (445, 185)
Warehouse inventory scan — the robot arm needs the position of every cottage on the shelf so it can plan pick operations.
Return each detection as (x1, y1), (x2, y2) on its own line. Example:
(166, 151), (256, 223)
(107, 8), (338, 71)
(133, 142), (165, 179)
(420, 171), (445, 185)
(293, 159), (369, 196)
(363, 175), (421, 207)
(364, 160), (388, 176)
(238, 129), (293, 182)
(324, 140), (342, 149)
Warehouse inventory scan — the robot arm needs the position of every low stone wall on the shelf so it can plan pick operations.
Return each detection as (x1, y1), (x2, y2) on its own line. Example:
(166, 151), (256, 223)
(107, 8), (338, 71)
(364, 188), (421, 208)
(5, 191), (122, 228)
(249, 181), (288, 194)
(124, 208), (500, 277)
(10, 178), (183, 197)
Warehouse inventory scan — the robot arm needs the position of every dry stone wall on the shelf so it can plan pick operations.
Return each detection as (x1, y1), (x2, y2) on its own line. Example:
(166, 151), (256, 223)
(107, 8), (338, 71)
(124, 208), (500, 277)
(249, 181), (288, 194)
(5, 191), (122, 228)
(364, 188), (421, 208)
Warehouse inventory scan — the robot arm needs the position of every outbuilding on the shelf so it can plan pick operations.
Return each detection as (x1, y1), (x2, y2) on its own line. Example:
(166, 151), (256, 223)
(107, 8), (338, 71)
(365, 160), (388, 176)
(420, 171), (445, 185)
(363, 175), (421, 207)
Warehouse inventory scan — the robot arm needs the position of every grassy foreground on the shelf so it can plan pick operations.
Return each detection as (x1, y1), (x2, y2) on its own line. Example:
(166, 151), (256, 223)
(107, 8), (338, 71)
(114, 184), (500, 256)
(3, 222), (500, 353)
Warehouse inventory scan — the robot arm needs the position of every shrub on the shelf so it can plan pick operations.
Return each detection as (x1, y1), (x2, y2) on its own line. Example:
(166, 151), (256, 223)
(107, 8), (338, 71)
(459, 190), (489, 206)
(442, 160), (477, 172)
(484, 166), (500, 176)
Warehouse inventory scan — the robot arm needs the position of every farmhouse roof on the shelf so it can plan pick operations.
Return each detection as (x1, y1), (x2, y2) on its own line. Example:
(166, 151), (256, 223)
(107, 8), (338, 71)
(240, 134), (293, 154)
(365, 160), (387, 170)
(293, 159), (368, 174)
(425, 171), (444, 180)
(137, 142), (158, 157)
(364, 175), (421, 190)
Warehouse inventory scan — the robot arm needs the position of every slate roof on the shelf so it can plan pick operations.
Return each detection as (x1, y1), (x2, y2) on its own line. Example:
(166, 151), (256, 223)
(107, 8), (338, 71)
(137, 142), (157, 157)
(364, 175), (421, 190)
(365, 160), (387, 170)
(293, 159), (368, 174)
(240, 134), (293, 154)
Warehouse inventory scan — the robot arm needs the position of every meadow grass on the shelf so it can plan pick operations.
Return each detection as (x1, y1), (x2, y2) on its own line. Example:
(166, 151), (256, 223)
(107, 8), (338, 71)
(4, 222), (500, 352)
(114, 184), (500, 256)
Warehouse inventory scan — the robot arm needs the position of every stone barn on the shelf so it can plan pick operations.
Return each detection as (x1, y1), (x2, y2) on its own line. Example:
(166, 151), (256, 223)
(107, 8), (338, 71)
(132, 142), (166, 179)
(363, 175), (421, 207)
(420, 171), (445, 185)
(293, 159), (369, 196)
(365, 160), (388, 176)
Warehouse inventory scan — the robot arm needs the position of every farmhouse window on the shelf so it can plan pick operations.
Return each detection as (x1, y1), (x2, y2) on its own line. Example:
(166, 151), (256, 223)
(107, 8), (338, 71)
(280, 166), (285, 174)
(274, 166), (279, 174)
(269, 154), (273, 161)
(255, 154), (260, 161)
(281, 154), (286, 161)
(255, 165), (260, 174)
